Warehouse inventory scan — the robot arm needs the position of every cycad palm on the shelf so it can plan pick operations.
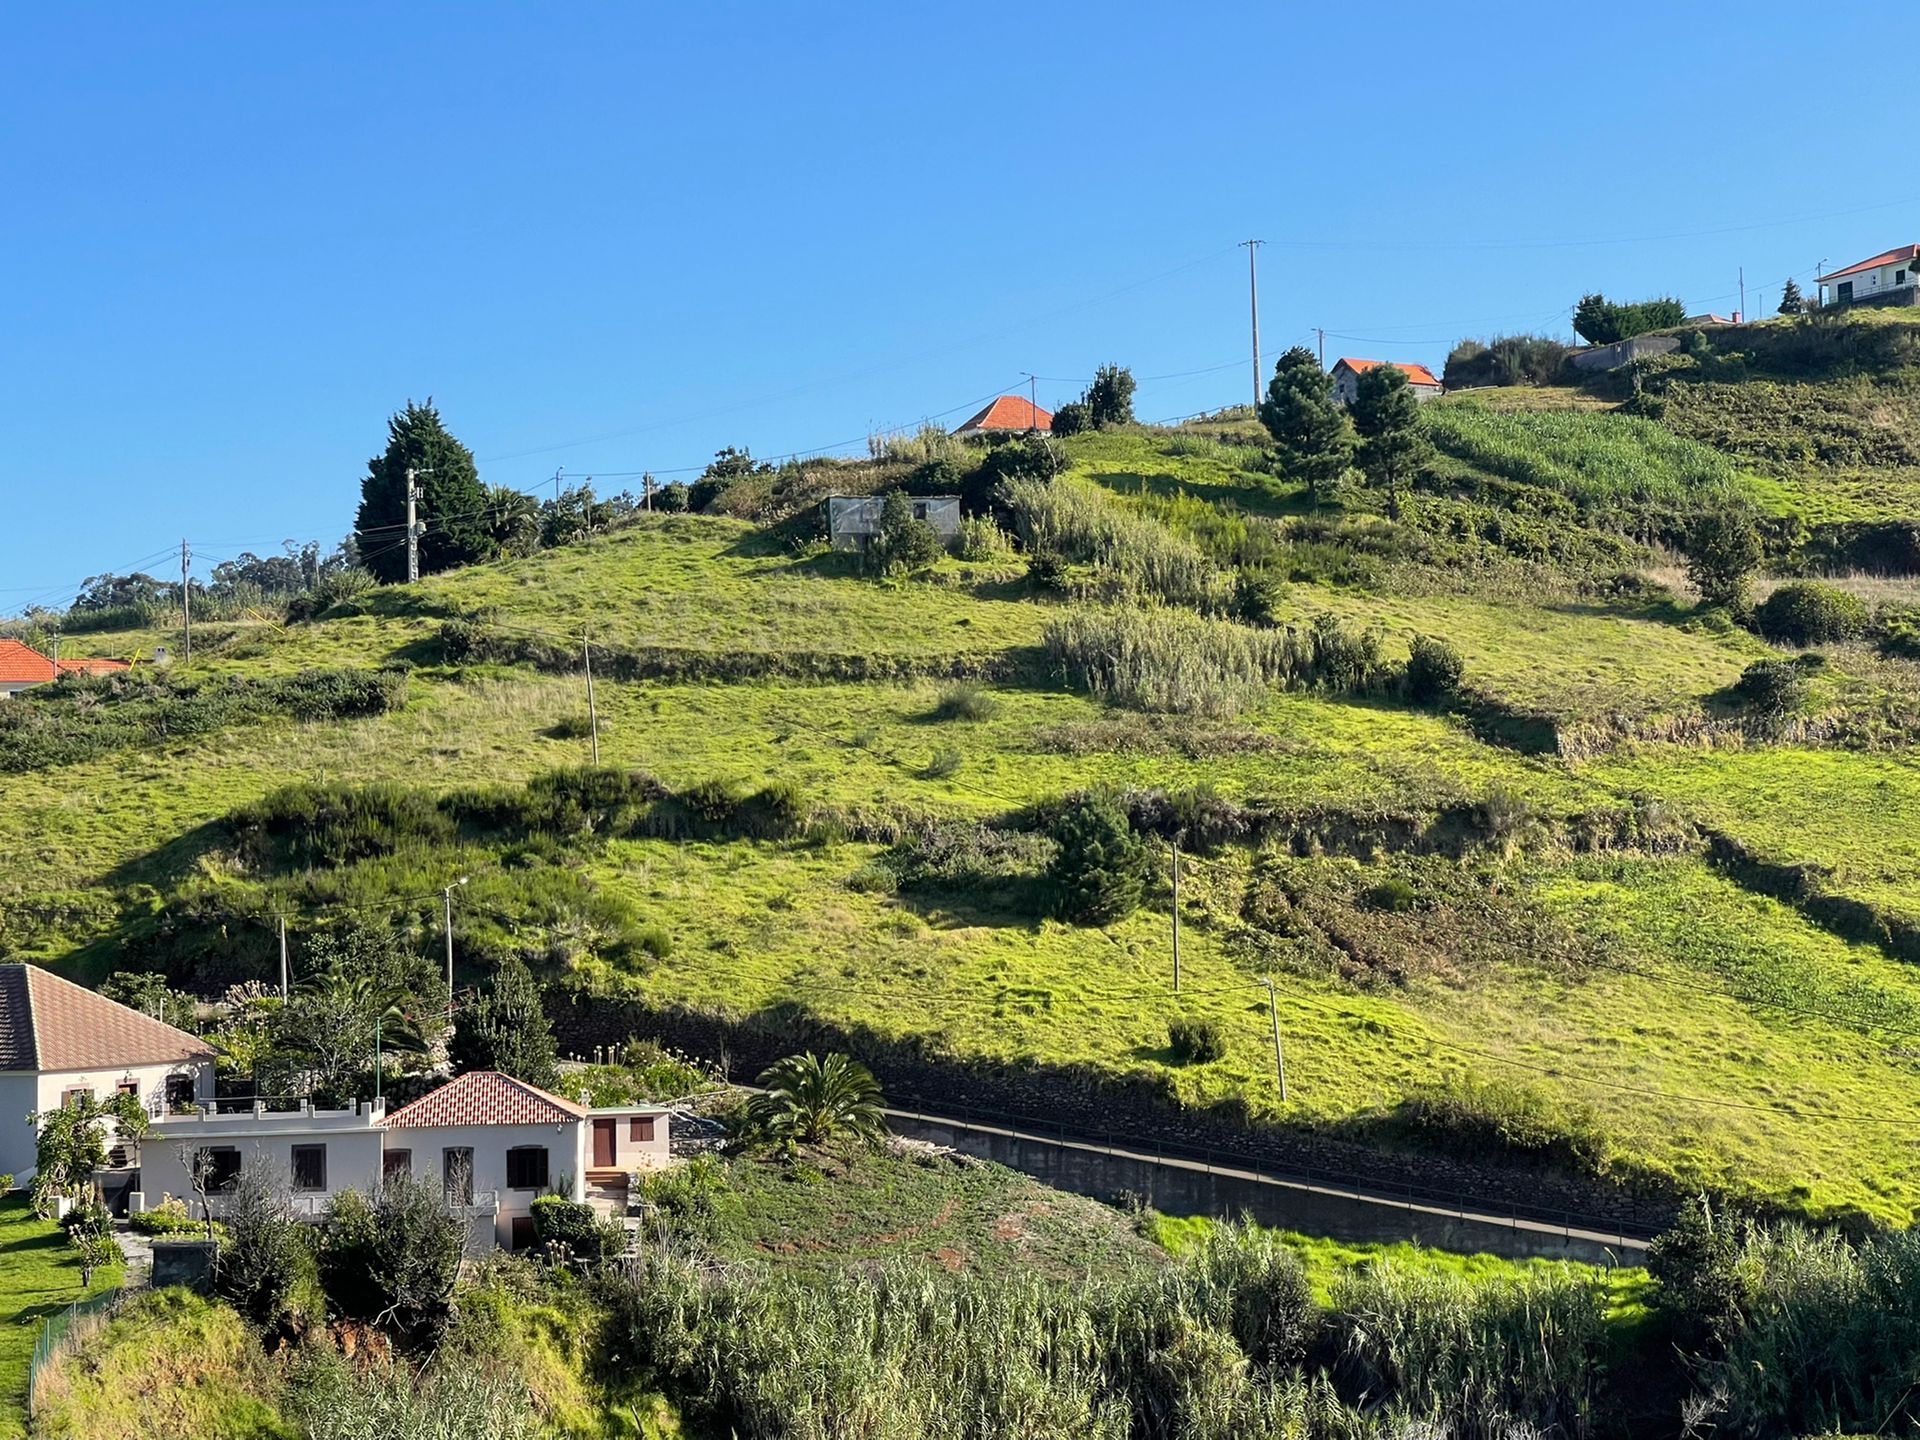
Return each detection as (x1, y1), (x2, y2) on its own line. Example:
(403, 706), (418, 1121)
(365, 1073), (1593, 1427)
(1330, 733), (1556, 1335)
(747, 1051), (887, 1154)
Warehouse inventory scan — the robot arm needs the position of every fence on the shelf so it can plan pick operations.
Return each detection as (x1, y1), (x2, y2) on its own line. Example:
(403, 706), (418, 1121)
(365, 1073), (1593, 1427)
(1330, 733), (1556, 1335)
(26, 1286), (122, 1420)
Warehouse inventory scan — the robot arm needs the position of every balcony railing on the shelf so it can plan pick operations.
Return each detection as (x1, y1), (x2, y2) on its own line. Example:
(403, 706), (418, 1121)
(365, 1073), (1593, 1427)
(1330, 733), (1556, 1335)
(445, 1190), (500, 1218)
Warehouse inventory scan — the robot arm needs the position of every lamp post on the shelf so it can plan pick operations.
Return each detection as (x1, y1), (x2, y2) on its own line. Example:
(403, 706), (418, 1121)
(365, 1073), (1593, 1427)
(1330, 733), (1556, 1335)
(444, 876), (470, 1021)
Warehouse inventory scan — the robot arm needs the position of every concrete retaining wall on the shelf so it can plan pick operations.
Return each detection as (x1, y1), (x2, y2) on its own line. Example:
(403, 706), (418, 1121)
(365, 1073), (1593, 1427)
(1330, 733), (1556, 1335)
(1569, 335), (1680, 372)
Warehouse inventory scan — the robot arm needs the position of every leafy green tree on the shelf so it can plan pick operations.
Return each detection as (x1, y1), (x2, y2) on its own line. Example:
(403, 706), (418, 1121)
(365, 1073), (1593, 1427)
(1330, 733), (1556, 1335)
(1084, 364), (1137, 428)
(872, 489), (943, 575)
(484, 486), (542, 558)
(1049, 399), (1091, 437)
(1257, 347), (1353, 504)
(687, 447), (769, 512)
(1685, 510), (1763, 611)
(1047, 792), (1152, 924)
(1778, 278), (1806, 316)
(99, 970), (199, 1033)
(71, 572), (171, 612)
(319, 1172), (463, 1344)
(355, 400), (489, 583)
(743, 1052), (887, 1157)
(1573, 293), (1687, 345)
(267, 924), (432, 1103)
(29, 1091), (149, 1217)
(449, 957), (560, 1091)
(215, 1160), (324, 1338)
(1349, 364), (1432, 519)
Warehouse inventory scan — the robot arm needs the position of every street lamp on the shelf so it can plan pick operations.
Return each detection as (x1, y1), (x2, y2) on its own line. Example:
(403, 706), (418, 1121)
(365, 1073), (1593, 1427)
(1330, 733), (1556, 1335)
(444, 876), (470, 1020)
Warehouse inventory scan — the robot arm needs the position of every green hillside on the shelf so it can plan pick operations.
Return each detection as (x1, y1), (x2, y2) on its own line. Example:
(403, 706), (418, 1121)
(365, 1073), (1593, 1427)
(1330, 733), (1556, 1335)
(10, 340), (1920, 1230)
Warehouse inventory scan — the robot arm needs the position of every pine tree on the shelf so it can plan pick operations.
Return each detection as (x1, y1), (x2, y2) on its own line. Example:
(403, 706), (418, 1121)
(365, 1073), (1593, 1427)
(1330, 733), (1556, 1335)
(448, 958), (560, 1091)
(1779, 278), (1805, 316)
(355, 400), (489, 583)
(1046, 793), (1151, 925)
(1349, 364), (1432, 520)
(1258, 347), (1353, 505)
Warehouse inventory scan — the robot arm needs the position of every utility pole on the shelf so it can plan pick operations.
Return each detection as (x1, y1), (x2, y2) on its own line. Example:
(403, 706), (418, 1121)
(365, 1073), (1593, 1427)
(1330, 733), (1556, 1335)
(1240, 239), (1264, 407)
(443, 876), (469, 1021)
(1170, 840), (1181, 994)
(583, 630), (600, 764)
(1023, 372), (1040, 430)
(1317, 327), (1325, 369)
(1738, 266), (1746, 324)
(277, 915), (288, 1000)
(1263, 978), (1288, 1102)
(405, 468), (421, 583)
(179, 539), (192, 663)
(642, 473), (655, 512)
(553, 467), (564, 503)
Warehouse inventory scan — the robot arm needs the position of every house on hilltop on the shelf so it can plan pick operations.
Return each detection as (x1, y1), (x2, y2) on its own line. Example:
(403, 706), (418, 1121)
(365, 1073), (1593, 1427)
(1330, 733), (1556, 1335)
(953, 395), (1052, 436)
(0, 963), (216, 1188)
(0, 640), (130, 699)
(1818, 246), (1920, 310)
(1329, 358), (1443, 407)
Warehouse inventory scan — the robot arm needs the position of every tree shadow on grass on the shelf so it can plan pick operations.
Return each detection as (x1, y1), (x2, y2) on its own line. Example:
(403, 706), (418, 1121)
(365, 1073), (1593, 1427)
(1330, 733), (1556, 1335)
(100, 818), (229, 892)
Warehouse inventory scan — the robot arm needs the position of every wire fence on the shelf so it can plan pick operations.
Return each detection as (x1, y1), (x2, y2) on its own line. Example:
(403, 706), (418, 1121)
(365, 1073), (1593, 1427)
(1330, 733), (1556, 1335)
(26, 1285), (122, 1420)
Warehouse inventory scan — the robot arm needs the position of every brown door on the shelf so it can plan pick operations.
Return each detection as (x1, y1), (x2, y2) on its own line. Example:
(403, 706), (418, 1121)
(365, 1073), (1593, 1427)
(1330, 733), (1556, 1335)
(510, 1216), (536, 1251)
(592, 1118), (616, 1168)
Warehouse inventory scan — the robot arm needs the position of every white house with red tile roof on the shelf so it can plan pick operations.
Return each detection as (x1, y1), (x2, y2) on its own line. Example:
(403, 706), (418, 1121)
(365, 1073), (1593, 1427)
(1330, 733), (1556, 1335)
(0, 964), (217, 1183)
(0, 640), (131, 699)
(953, 394), (1052, 436)
(140, 1068), (671, 1250)
(1329, 358), (1443, 407)
(1818, 246), (1920, 310)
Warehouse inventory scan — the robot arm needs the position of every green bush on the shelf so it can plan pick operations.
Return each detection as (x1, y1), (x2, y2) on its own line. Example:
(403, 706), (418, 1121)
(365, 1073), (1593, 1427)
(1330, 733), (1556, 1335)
(1734, 657), (1808, 718)
(529, 1194), (623, 1263)
(1166, 1019), (1227, 1065)
(1752, 581), (1869, 645)
(1001, 475), (1230, 612)
(1047, 792), (1152, 925)
(131, 1197), (206, 1236)
(214, 1162), (324, 1340)
(954, 515), (1012, 561)
(319, 1172), (464, 1344)
(1402, 634), (1465, 703)
(930, 683), (999, 722)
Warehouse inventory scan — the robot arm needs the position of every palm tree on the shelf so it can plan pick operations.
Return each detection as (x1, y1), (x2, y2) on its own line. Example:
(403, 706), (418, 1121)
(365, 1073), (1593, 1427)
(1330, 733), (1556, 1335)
(745, 1052), (887, 1157)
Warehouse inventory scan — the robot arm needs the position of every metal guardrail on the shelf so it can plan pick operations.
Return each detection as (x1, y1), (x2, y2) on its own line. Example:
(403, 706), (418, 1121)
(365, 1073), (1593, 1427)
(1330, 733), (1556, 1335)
(26, 1286), (122, 1420)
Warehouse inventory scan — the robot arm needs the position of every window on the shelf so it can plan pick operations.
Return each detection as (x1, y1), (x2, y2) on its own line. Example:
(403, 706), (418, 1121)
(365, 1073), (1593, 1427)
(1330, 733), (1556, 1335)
(1839, 280), (1855, 302)
(1899, 270), (1909, 286)
(61, 1087), (92, 1108)
(443, 1148), (474, 1206)
(116, 1080), (140, 1098)
(382, 1149), (411, 1183)
(197, 1146), (242, 1193)
(291, 1144), (327, 1192)
(629, 1117), (655, 1143)
(165, 1073), (197, 1111)
(912, 502), (928, 521)
(505, 1146), (549, 1191)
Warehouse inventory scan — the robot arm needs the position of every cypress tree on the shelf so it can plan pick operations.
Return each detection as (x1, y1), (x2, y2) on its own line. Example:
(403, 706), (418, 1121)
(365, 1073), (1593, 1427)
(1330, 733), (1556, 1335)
(1778, 278), (1805, 315)
(355, 400), (490, 583)
(1350, 364), (1432, 520)
(1258, 347), (1354, 505)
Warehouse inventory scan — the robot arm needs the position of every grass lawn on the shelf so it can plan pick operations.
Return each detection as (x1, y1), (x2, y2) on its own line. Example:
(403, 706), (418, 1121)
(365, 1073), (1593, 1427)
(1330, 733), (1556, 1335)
(0, 1196), (121, 1440)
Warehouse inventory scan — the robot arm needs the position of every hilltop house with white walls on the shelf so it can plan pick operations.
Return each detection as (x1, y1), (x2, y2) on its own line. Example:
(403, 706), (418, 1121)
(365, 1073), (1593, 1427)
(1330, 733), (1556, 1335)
(1818, 246), (1920, 310)
(1328, 357), (1443, 406)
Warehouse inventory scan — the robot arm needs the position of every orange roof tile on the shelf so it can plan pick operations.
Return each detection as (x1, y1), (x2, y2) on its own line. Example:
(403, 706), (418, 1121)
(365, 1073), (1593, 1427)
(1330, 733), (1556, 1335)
(0, 964), (215, 1072)
(954, 395), (1053, 433)
(56, 657), (130, 676)
(386, 1070), (587, 1128)
(1822, 246), (1920, 283)
(0, 640), (57, 685)
(1331, 357), (1443, 389)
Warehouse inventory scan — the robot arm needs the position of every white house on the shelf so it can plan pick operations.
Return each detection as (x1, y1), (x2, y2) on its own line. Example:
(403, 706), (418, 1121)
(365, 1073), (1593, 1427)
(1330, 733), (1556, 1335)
(143, 1069), (673, 1252)
(1329, 357), (1444, 407)
(0, 964), (217, 1186)
(1818, 246), (1920, 310)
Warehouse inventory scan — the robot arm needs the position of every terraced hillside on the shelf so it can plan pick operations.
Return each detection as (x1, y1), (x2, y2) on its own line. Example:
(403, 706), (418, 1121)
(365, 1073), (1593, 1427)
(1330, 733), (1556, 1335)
(10, 339), (1920, 1231)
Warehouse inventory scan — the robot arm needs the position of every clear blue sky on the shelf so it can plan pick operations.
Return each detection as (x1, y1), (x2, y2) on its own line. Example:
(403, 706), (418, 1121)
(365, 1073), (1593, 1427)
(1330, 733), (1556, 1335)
(4, 2), (1915, 610)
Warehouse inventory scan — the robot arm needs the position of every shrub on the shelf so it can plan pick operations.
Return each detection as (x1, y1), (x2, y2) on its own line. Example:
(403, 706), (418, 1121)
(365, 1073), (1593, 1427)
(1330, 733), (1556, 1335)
(954, 514), (1012, 561)
(845, 860), (898, 894)
(633, 1154), (727, 1242)
(130, 1197), (205, 1235)
(1403, 634), (1464, 703)
(930, 682), (999, 722)
(1734, 657), (1808, 718)
(1001, 475), (1229, 611)
(741, 1052), (888, 1155)
(1166, 1019), (1227, 1065)
(1364, 876), (1420, 912)
(1441, 334), (1571, 388)
(1047, 792), (1152, 925)
(319, 1172), (464, 1344)
(215, 1161), (324, 1340)
(1685, 510), (1763, 610)
(1753, 581), (1869, 645)
(529, 1194), (623, 1263)
(1049, 399), (1092, 437)
(920, 745), (963, 779)
(872, 489), (944, 575)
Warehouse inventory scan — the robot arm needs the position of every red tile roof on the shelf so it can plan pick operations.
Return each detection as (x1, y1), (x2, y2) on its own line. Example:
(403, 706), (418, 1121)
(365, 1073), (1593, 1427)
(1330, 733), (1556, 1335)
(1332, 358), (1443, 389)
(0, 964), (215, 1072)
(56, 658), (131, 676)
(386, 1070), (587, 1128)
(954, 395), (1053, 433)
(1822, 246), (1920, 283)
(0, 640), (57, 685)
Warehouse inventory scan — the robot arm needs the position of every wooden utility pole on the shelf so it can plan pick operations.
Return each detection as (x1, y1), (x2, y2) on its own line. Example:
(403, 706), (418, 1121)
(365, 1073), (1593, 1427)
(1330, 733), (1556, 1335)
(180, 539), (192, 663)
(583, 630), (600, 765)
(1170, 840), (1181, 994)
(1264, 978), (1288, 1102)
(1240, 239), (1264, 406)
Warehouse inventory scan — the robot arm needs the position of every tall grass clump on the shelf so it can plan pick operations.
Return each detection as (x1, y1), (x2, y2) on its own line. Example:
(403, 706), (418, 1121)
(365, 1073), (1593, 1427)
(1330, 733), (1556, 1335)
(1002, 476), (1233, 611)
(1044, 606), (1389, 718)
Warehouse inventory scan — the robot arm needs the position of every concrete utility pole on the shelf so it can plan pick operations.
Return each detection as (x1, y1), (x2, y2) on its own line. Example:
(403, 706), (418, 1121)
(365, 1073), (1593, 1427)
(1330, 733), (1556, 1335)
(1240, 239), (1264, 407)
(553, 467), (564, 503)
(1738, 266), (1746, 324)
(180, 539), (192, 663)
(1263, 978), (1288, 1102)
(582, 630), (600, 765)
(642, 473), (655, 511)
(1170, 840), (1181, 994)
(443, 876), (469, 1020)
(278, 914), (289, 999)
(405, 467), (422, 583)
(1317, 327), (1325, 369)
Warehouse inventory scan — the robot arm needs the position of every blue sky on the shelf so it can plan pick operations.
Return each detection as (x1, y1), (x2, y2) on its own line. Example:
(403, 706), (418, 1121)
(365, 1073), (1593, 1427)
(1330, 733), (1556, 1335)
(3, 2), (1915, 610)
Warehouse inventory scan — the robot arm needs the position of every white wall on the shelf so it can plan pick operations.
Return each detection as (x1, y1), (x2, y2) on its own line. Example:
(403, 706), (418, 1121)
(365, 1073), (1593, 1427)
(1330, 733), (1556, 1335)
(0, 1074), (38, 1181)
(1826, 261), (1915, 304)
(3, 1059), (215, 1181)
(141, 1121), (385, 1216)
(388, 1120), (588, 1247)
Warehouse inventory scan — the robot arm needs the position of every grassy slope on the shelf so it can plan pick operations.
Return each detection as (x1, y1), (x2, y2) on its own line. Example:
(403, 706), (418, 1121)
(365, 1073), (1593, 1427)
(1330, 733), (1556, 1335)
(0, 1197), (122, 1440)
(11, 429), (1920, 1222)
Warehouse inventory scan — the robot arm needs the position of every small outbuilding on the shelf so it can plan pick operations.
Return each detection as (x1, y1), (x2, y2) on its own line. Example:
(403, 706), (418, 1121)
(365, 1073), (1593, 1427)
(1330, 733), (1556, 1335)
(953, 395), (1052, 436)
(826, 494), (963, 551)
